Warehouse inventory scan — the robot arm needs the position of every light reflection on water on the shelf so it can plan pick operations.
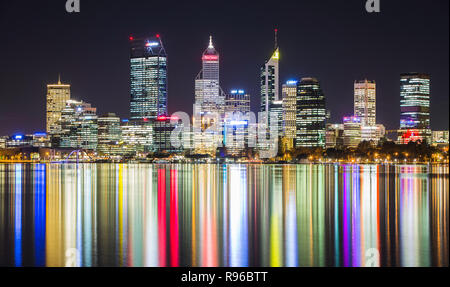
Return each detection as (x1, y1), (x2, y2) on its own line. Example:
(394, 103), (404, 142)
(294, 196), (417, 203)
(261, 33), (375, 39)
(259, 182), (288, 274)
(0, 164), (447, 267)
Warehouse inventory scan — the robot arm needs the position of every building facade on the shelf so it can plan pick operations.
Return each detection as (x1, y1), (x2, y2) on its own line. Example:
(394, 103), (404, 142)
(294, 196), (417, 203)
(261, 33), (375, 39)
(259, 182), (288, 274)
(130, 35), (168, 122)
(282, 80), (298, 149)
(296, 78), (327, 148)
(399, 73), (431, 143)
(193, 36), (225, 156)
(46, 77), (71, 134)
(354, 79), (376, 126)
(343, 116), (362, 148)
(98, 113), (122, 155)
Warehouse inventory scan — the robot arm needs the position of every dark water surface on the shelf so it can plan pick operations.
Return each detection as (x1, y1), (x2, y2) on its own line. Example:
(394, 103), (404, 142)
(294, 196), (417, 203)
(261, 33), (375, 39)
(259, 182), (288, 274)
(0, 164), (448, 267)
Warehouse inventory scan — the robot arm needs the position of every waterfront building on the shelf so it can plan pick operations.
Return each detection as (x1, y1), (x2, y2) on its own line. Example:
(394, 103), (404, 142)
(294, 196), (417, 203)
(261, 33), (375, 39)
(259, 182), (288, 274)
(46, 76), (71, 134)
(398, 73), (431, 143)
(59, 100), (98, 150)
(326, 124), (344, 149)
(260, 30), (280, 128)
(361, 124), (385, 145)
(153, 115), (183, 154)
(6, 135), (33, 148)
(121, 120), (153, 154)
(296, 78), (327, 148)
(32, 133), (51, 148)
(354, 79), (376, 126)
(432, 131), (449, 146)
(282, 80), (298, 149)
(129, 35), (168, 122)
(343, 116), (362, 148)
(0, 136), (6, 149)
(98, 113), (122, 156)
(193, 36), (225, 156)
(224, 90), (251, 157)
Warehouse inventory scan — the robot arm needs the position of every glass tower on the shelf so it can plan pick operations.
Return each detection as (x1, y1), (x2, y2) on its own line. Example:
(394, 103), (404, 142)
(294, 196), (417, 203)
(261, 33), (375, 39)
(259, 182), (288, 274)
(296, 78), (327, 148)
(399, 73), (431, 142)
(129, 35), (168, 122)
(282, 80), (298, 144)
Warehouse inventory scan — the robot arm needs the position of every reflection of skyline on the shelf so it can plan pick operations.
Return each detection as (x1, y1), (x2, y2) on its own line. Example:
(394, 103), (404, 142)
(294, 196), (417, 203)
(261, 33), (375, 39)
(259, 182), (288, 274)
(0, 164), (448, 267)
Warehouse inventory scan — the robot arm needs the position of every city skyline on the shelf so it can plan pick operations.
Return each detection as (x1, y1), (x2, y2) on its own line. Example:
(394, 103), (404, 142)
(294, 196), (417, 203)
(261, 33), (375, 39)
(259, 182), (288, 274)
(0, 0), (448, 136)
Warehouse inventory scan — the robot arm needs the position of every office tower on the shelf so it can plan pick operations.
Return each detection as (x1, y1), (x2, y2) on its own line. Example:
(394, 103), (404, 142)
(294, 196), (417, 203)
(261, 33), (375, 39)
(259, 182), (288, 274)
(296, 78), (327, 148)
(282, 80), (298, 149)
(59, 100), (98, 150)
(326, 124), (344, 149)
(354, 79), (376, 126)
(224, 90), (251, 157)
(271, 100), (284, 136)
(153, 115), (183, 154)
(129, 35), (168, 122)
(361, 124), (385, 145)
(46, 76), (71, 134)
(225, 90), (250, 114)
(343, 116), (362, 148)
(193, 36), (225, 156)
(98, 113), (122, 155)
(121, 119), (153, 154)
(398, 73), (431, 143)
(260, 30), (280, 126)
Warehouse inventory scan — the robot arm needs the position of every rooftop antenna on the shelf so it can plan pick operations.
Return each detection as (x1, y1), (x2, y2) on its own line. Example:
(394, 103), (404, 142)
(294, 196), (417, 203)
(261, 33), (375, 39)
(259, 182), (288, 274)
(274, 28), (278, 49)
(208, 35), (214, 49)
(58, 74), (61, 85)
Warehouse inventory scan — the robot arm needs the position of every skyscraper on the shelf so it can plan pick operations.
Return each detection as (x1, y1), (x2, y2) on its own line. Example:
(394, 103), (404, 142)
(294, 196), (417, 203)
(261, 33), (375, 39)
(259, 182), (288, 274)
(282, 80), (298, 148)
(225, 90), (250, 114)
(224, 90), (251, 157)
(343, 116), (362, 148)
(193, 36), (225, 155)
(46, 76), (71, 134)
(129, 35), (168, 122)
(399, 73), (431, 143)
(354, 79), (376, 126)
(260, 30), (280, 127)
(296, 78), (327, 148)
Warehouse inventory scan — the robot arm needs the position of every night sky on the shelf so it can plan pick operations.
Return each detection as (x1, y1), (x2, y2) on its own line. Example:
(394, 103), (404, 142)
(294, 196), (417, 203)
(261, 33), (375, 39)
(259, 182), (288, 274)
(0, 0), (448, 136)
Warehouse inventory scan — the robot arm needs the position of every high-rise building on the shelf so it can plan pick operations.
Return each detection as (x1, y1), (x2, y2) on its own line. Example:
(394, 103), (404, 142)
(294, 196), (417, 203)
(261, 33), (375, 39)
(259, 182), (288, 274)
(129, 35), (168, 122)
(296, 78), (327, 148)
(354, 79), (376, 126)
(193, 36), (225, 156)
(399, 73), (431, 143)
(260, 30), (280, 127)
(282, 80), (297, 148)
(224, 90), (251, 157)
(46, 76), (71, 134)
(343, 116), (362, 148)
(226, 90), (250, 114)
(59, 100), (98, 150)
(98, 113), (122, 155)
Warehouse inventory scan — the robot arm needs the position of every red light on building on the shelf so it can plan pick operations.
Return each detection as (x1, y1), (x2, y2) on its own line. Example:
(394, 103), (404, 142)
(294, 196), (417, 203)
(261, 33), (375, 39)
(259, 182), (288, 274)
(202, 55), (219, 61)
(156, 34), (160, 38)
(129, 36), (134, 41)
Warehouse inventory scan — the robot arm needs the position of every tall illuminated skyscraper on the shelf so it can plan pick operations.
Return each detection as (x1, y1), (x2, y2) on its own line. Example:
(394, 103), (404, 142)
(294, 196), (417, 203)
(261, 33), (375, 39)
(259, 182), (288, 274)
(46, 76), (71, 134)
(398, 73), (431, 143)
(260, 29), (280, 127)
(282, 80), (298, 146)
(193, 36), (225, 155)
(98, 113), (121, 155)
(129, 34), (168, 122)
(354, 79), (376, 126)
(296, 78), (327, 148)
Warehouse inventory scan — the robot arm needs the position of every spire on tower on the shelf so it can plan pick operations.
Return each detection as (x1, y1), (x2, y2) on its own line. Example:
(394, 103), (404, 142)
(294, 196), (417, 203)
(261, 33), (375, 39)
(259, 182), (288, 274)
(208, 35), (214, 49)
(58, 74), (61, 85)
(274, 28), (278, 49)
